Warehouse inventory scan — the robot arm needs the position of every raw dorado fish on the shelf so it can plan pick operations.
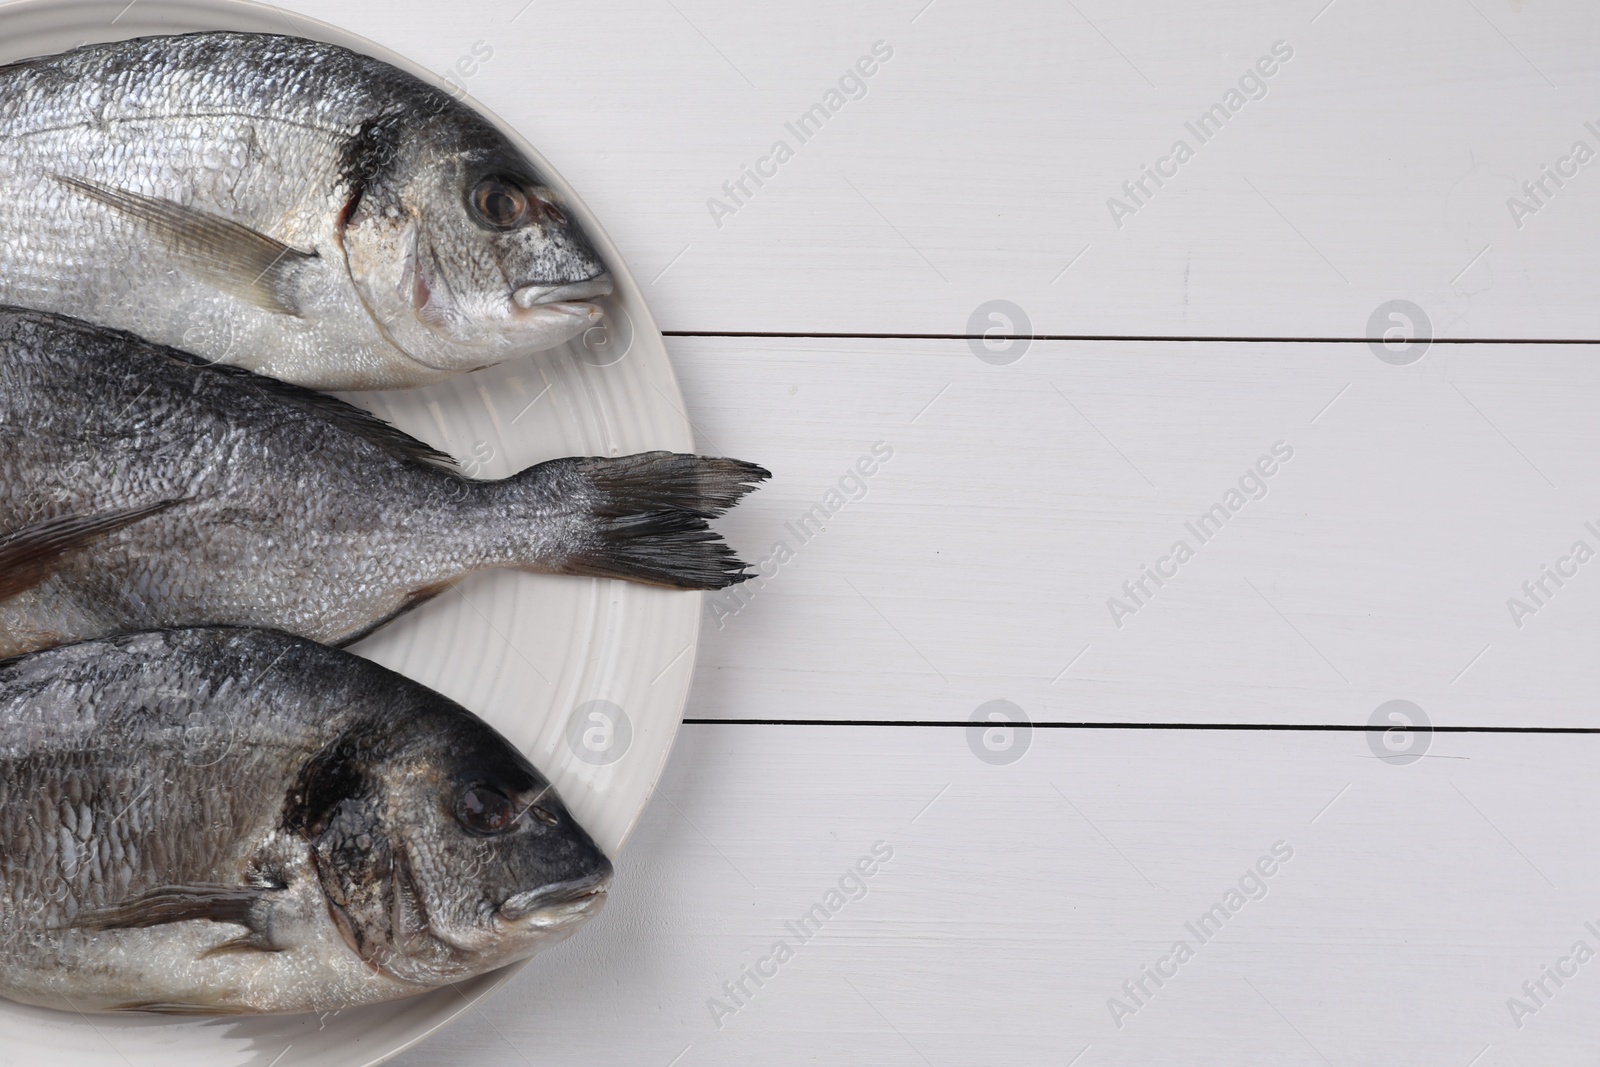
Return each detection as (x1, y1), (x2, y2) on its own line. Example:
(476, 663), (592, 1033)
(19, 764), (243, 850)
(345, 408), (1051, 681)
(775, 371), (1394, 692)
(0, 32), (613, 389)
(0, 308), (767, 658)
(0, 626), (612, 1014)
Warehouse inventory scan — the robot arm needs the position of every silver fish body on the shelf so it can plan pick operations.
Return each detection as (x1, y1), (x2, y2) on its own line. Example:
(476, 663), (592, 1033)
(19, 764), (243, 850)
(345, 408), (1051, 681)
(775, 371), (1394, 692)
(0, 626), (612, 1015)
(0, 32), (612, 389)
(0, 308), (766, 658)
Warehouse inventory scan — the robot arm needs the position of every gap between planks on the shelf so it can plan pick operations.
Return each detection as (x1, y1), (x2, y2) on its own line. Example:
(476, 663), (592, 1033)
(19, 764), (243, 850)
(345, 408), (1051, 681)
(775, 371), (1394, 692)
(664, 331), (1600, 344)
(681, 719), (1600, 733)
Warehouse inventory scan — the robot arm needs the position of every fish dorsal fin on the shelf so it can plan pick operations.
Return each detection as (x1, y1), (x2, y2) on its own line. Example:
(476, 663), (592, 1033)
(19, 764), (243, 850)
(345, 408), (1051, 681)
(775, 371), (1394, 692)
(0, 500), (183, 602)
(54, 174), (317, 315)
(158, 348), (460, 471)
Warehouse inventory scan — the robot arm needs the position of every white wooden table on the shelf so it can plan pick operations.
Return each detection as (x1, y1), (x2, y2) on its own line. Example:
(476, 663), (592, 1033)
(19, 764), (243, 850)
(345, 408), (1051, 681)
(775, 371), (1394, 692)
(272, 0), (1600, 1062)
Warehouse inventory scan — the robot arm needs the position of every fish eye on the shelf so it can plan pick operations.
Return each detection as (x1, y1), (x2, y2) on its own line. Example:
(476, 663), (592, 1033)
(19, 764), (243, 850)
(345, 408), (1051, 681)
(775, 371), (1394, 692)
(456, 784), (516, 835)
(469, 177), (532, 231)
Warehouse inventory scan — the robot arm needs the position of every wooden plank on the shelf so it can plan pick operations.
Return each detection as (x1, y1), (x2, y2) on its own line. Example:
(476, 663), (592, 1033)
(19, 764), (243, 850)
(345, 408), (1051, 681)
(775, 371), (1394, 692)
(281, 0), (1600, 338)
(672, 336), (1600, 727)
(393, 723), (1600, 1066)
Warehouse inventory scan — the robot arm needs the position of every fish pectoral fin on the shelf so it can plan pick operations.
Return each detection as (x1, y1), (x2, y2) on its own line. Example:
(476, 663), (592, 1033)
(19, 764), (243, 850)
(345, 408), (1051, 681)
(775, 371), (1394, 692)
(53, 174), (317, 315)
(106, 1000), (250, 1016)
(200, 934), (284, 959)
(0, 500), (185, 602)
(71, 883), (275, 940)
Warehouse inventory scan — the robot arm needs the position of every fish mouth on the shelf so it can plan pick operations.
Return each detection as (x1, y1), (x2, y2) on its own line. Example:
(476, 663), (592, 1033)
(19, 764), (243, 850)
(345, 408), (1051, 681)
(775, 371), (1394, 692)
(512, 275), (614, 312)
(499, 874), (611, 927)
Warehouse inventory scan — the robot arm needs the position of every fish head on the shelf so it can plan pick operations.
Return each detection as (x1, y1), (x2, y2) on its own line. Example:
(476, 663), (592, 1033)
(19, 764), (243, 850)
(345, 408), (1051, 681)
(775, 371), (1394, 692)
(340, 112), (613, 377)
(297, 702), (612, 986)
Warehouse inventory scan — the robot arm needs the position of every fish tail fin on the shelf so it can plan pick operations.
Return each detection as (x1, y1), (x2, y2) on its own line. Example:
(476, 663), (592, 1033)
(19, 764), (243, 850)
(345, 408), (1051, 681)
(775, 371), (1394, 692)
(510, 452), (770, 590)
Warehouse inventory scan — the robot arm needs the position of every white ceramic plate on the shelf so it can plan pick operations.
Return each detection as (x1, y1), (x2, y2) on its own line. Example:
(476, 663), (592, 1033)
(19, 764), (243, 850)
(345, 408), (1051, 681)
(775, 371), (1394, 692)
(0, 0), (700, 1062)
